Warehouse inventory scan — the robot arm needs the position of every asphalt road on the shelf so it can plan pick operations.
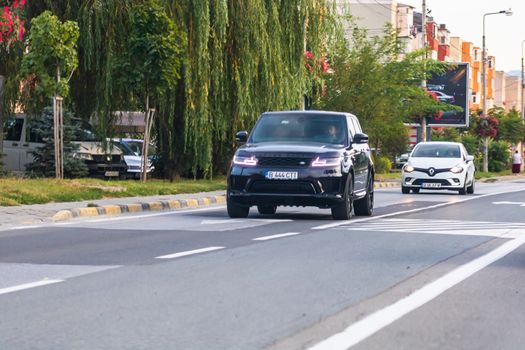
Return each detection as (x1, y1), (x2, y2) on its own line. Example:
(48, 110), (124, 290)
(1, 181), (525, 350)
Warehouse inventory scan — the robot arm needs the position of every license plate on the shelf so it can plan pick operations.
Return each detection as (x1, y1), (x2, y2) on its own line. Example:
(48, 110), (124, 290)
(422, 182), (441, 188)
(265, 171), (298, 180)
(105, 171), (119, 177)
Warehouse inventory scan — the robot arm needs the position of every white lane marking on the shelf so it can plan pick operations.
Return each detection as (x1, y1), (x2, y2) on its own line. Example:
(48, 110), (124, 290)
(200, 219), (292, 225)
(253, 232), (302, 241)
(0, 279), (64, 296)
(155, 246), (225, 260)
(493, 201), (525, 206)
(309, 235), (525, 350)
(345, 219), (525, 238)
(312, 189), (523, 231)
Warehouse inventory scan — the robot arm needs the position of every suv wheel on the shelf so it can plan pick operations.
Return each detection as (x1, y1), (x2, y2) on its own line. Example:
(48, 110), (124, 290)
(227, 195), (249, 218)
(401, 186), (410, 194)
(257, 205), (277, 215)
(354, 174), (374, 216)
(331, 174), (354, 220)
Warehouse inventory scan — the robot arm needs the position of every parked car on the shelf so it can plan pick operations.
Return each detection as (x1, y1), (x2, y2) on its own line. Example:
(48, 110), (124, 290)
(2, 114), (127, 178)
(401, 141), (475, 195)
(111, 138), (155, 179)
(227, 110), (374, 220)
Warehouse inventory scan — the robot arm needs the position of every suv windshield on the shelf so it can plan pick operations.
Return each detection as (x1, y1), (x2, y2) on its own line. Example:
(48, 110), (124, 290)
(250, 113), (347, 145)
(412, 144), (461, 158)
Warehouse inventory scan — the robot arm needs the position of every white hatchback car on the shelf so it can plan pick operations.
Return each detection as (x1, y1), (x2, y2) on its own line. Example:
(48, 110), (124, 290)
(401, 141), (475, 195)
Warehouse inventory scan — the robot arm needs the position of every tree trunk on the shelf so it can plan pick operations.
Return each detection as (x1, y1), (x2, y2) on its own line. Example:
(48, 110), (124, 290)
(0, 75), (5, 163)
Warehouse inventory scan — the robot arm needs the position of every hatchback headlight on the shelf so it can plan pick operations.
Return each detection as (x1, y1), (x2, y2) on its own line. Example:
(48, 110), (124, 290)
(311, 157), (340, 167)
(233, 154), (258, 166)
(450, 166), (464, 173)
(403, 165), (414, 173)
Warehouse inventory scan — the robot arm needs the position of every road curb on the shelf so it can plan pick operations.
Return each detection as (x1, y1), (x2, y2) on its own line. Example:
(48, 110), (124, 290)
(52, 195), (227, 222)
(52, 183), (398, 222)
(375, 181), (400, 188)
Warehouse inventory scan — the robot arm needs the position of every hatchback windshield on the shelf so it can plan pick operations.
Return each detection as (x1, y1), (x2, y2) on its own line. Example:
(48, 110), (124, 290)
(250, 114), (347, 145)
(411, 144), (461, 158)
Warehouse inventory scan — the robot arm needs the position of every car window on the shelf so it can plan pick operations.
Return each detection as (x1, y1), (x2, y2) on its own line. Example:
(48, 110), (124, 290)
(411, 144), (461, 158)
(4, 117), (24, 142)
(250, 114), (348, 145)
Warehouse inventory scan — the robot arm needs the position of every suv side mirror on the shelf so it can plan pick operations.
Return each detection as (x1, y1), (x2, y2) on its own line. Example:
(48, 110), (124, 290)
(466, 155), (474, 162)
(235, 131), (248, 143)
(353, 133), (369, 144)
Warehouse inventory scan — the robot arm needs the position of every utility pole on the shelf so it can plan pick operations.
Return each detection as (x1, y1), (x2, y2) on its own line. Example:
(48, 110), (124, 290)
(420, 0), (427, 143)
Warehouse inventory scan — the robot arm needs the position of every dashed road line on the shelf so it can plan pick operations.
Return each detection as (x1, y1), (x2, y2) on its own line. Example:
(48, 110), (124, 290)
(253, 232), (302, 241)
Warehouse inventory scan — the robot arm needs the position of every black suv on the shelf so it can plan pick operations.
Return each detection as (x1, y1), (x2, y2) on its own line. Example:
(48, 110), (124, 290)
(227, 111), (374, 220)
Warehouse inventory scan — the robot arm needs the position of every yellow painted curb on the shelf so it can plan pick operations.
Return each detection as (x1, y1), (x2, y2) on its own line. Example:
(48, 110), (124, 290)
(186, 199), (199, 207)
(148, 202), (163, 211)
(168, 200), (182, 209)
(77, 207), (100, 217)
(127, 203), (143, 213)
(103, 205), (122, 215)
(215, 196), (226, 204)
(201, 197), (211, 206)
(53, 210), (73, 222)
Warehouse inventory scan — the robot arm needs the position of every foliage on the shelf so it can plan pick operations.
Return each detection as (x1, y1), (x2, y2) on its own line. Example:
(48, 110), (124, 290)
(25, 107), (88, 178)
(0, 0), (25, 50)
(18, 11), (79, 114)
(373, 155), (392, 174)
(488, 140), (510, 173)
(315, 22), (457, 158)
(471, 112), (499, 139)
(116, 0), (185, 111)
(0, 176), (226, 206)
(495, 107), (524, 145)
(431, 127), (461, 142)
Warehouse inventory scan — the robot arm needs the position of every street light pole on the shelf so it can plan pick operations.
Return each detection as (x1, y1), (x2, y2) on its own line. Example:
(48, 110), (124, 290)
(521, 40), (525, 170)
(420, 0), (427, 143)
(481, 9), (512, 172)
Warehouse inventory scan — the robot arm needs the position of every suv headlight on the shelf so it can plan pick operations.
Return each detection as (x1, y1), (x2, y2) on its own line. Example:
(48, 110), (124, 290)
(403, 165), (414, 173)
(233, 154), (258, 166)
(311, 157), (340, 167)
(450, 166), (464, 173)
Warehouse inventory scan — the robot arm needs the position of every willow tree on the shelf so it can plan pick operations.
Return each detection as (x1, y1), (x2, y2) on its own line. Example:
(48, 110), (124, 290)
(161, 0), (337, 178)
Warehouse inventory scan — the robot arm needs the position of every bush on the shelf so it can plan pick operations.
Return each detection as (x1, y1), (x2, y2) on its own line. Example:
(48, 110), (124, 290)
(488, 141), (510, 172)
(374, 156), (392, 174)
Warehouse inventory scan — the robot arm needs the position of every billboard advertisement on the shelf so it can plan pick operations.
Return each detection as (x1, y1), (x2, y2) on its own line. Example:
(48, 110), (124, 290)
(427, 62), (470, 127)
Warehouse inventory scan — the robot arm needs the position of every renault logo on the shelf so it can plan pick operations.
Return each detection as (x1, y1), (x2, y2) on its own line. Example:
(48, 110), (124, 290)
(428, 167), (435, 176)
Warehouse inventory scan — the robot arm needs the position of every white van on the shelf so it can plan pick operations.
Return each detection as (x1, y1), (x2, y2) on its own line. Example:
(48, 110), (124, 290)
(2, 114), (127, 177)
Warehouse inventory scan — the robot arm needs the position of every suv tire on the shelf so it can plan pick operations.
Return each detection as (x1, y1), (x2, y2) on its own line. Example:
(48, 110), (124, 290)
(331, 174), (354, 220)
(227, 196), (250, 218)
(354, 174), (374, 216)
(401, 186), (410, 194)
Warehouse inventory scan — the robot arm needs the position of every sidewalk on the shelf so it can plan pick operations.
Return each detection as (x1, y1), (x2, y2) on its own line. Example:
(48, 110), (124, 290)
(0, 182), (401, 230)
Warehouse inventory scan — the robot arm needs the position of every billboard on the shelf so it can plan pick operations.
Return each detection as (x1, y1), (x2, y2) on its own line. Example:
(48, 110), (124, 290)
(426, 62), (469, 127)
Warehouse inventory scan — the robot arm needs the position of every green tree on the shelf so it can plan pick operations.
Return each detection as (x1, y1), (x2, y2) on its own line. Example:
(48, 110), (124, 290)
(316, 23), (457, 158)
(496, 107), (524, 145)
(18, 11), (79, 114)
(26, 106), (89, 178)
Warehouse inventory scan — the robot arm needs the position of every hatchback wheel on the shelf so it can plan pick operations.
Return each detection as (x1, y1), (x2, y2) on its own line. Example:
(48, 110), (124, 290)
(332, 174), (354, 220)
(458, 181), (467, 195)
(401, 186), (410, 194)
(467, 177), (475, 194)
